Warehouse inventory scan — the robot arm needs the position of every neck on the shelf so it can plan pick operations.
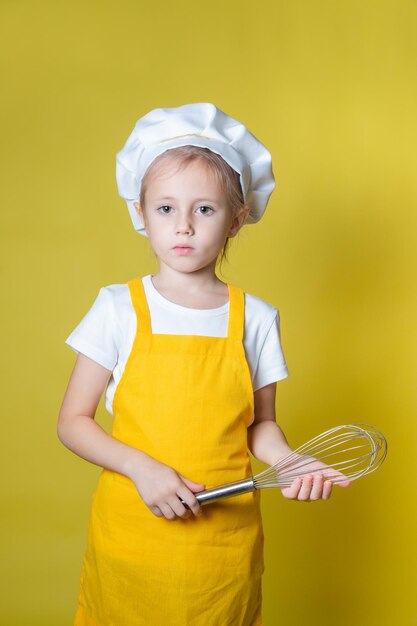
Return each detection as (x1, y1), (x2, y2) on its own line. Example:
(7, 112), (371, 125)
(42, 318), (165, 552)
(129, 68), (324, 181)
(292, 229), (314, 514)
(151, 262), (225, 295)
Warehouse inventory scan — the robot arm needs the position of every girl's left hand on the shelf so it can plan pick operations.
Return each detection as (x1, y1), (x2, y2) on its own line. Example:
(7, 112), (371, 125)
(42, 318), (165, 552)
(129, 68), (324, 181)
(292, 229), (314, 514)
(280, 458), (351, 502)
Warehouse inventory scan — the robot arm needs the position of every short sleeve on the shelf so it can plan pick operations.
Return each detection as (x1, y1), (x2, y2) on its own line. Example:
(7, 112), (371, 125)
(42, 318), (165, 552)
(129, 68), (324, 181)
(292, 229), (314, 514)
(252, 311), (289, 391)
(65, 287), (118, 371)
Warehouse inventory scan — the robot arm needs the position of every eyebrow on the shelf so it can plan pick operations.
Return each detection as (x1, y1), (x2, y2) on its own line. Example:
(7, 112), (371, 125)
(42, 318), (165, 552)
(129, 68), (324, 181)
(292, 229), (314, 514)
(153, 197), (219, 203)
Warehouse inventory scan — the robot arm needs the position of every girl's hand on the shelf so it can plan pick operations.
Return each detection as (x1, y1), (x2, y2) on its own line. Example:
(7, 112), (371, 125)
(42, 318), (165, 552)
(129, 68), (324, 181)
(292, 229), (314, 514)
(58, 355), (205, 520)
(280, 456), (351, 502)
(130, 455), (205, 520)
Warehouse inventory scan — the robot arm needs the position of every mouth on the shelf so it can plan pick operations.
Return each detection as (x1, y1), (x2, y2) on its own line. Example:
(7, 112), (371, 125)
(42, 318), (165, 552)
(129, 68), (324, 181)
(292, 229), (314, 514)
(173, 245), (194, 255)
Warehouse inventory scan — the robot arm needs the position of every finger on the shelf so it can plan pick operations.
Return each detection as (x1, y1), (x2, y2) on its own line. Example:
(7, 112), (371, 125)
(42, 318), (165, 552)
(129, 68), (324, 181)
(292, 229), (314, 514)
(297, 474), (314, 501)
(177, 486), (202, 517)
(159, 502), (176, 521)
(322, 480), (333, 500)
(150, 505), (163, 518)
(168, 495), (192, 520)
(309, 473), (325, 500)
(335, 473), (352, 488)
(178, 474), (206, 492)
(324, 470), (351, 488)
(282, 477), (303, 500)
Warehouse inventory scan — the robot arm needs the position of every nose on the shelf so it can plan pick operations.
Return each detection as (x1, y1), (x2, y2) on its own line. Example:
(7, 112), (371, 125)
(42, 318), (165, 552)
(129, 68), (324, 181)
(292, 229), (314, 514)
(175, 212), (194, 235)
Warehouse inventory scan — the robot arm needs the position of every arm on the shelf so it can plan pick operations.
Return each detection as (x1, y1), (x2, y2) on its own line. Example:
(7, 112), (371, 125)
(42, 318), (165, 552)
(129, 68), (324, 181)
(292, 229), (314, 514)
(247, 382), (334, 501)
(247, 383), (293, 466)
(57, 353), (204, 519)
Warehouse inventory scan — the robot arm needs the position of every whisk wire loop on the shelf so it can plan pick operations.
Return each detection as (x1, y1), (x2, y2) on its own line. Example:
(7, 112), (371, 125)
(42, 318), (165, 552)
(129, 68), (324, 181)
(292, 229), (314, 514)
(253, 423), (386, 489)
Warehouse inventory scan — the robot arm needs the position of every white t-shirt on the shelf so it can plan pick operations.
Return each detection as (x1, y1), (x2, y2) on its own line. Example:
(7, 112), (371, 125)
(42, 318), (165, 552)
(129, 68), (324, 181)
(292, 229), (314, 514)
(65, 274), (289, 426)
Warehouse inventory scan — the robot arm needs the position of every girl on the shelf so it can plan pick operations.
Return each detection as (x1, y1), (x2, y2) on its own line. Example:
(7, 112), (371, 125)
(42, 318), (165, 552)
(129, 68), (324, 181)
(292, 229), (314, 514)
(58, 103), (346, 626)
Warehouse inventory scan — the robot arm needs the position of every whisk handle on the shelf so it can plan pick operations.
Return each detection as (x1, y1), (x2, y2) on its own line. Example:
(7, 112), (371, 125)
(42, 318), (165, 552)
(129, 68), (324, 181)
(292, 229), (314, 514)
(182, 477), (255, 506)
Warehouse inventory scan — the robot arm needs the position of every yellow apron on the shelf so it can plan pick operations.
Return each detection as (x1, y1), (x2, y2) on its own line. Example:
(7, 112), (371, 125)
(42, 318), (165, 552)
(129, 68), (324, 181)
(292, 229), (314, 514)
(74, 276), (264, 626)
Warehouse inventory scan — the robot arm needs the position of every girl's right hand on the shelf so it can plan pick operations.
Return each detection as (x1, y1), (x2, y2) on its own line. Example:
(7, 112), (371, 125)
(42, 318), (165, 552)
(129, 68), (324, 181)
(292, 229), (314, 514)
(129, 455), (205, 520)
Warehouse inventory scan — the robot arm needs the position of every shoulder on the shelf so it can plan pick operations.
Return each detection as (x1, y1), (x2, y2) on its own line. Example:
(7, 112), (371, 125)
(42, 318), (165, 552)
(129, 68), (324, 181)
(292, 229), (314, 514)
(89, 282), (134, 332)
(242, 289), (280, 332)
(65, 282), (131, 370)
(99, 282), (131, 309)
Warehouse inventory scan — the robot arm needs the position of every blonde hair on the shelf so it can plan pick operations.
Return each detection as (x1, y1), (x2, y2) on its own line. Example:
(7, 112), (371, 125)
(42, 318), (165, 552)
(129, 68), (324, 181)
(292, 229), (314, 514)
(139, 146), (247, 269)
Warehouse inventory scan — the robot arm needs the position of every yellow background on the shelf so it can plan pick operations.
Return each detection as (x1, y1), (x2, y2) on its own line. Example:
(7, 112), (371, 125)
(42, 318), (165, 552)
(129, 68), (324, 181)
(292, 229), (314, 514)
(1, 1), (416, 624)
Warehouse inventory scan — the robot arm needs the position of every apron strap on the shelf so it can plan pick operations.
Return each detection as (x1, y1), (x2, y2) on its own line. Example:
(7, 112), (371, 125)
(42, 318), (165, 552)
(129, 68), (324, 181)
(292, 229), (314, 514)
(127, 277), (245, 342)
(128, 277), (152, 336)
(227, 283), (245, 342)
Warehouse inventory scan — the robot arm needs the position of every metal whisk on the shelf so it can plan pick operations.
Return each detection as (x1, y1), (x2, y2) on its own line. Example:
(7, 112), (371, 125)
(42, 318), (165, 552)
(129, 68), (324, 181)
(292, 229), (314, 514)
(190, 423), (387, 505)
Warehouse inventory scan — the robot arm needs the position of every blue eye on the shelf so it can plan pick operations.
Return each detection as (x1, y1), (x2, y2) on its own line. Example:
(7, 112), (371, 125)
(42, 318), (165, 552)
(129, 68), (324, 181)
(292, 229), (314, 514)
(197, 206), (214, 215)
(157, 205), (172, 214)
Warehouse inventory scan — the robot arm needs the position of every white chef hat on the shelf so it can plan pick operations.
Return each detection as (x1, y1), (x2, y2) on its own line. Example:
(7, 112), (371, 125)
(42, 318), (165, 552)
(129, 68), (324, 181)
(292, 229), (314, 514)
(116, 102), (276, 237)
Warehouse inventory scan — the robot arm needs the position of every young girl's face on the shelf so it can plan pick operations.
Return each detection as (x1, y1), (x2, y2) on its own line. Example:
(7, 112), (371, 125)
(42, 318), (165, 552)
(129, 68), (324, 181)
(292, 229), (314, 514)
(134, 158), (241, 276)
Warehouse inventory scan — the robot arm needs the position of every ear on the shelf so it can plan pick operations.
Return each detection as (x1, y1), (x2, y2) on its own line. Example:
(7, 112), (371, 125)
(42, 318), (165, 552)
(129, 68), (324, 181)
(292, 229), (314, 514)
(133, 201), (143, 218)
(134, 201), (147, 224)
(228, 205), (251, 238)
